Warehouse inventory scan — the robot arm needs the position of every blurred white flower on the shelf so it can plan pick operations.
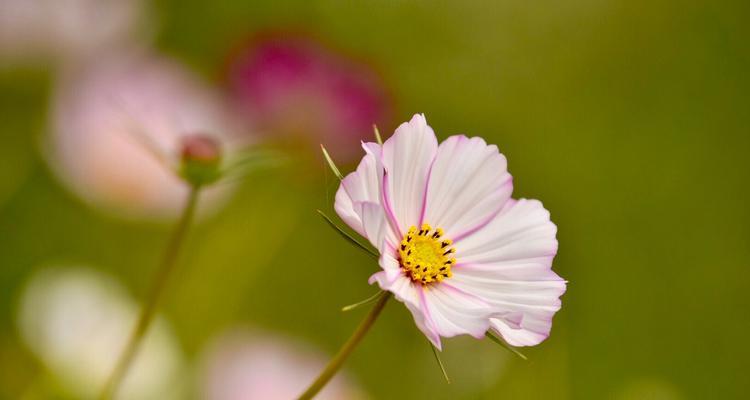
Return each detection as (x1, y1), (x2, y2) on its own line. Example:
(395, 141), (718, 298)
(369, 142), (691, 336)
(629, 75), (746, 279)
(200, 329), (366, 400)
(17, 267), (184, 400)
(0, 0), (149, 65)
(47, 51), (243, 220)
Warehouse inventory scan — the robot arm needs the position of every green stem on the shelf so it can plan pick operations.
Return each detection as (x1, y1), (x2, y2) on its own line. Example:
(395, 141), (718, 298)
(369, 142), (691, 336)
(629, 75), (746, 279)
(297, 292), (392, 400)
(98, 186), (201, 400)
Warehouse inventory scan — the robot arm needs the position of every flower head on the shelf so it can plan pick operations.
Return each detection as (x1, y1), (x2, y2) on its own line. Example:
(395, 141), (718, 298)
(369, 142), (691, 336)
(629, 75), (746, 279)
(335, 114), (566, 349)
(226, 31), (392, 161)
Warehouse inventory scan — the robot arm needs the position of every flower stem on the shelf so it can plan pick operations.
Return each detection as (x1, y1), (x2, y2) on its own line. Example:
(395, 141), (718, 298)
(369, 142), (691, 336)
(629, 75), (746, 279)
(98, 185), (201, 400)
(297, 292), (392, 400)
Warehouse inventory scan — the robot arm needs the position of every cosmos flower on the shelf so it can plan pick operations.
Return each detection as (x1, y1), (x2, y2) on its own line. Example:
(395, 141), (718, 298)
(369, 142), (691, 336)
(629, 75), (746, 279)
(0, 0), (148, 65)
(47, 51), (241, 220)
(335, 114), (566, 349)
(226, 31), (392, 162)
(17, 267), (183, 399)
(200, 329), (366, 400)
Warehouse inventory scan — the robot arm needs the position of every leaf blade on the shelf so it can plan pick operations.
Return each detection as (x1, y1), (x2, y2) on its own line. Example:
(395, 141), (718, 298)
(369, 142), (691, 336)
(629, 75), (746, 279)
(320, 144), (343, 180)
(373, 124), (383, 145)
(429, 342), (451, 384)
(342, 291), (385, 312)
(317, 210), (378, 260)
(485, 332), (528, 360)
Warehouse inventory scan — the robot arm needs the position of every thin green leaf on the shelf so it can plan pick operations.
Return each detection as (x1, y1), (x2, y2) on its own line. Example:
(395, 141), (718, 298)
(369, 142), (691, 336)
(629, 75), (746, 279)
(341, 291), (385, 312)
(222, 149), (285, 172)
(316, 210), (378, 259)
(320, 144), (343, 180)
(214, 150), (286, 186)
(430, 342), (451, 384)
(485, 332), (528, 360)
(373, 124), (383, 145)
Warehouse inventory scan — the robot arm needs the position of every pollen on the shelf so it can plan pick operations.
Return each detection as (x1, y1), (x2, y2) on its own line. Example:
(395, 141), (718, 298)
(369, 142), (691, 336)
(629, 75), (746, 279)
(398, 224), (456, 285)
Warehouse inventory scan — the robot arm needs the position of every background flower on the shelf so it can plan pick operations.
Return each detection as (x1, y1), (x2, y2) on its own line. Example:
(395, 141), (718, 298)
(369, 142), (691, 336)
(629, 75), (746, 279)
(199, 328), (365, 400)
(47, 51), (242, 220)
(16, 267), (183, 399)
(0, 0), (149, 65)
(225, 30), (392, 162)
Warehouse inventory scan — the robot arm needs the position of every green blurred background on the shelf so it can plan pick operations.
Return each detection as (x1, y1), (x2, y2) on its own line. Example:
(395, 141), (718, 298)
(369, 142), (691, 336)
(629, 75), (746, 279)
(1, 0), (749, 398)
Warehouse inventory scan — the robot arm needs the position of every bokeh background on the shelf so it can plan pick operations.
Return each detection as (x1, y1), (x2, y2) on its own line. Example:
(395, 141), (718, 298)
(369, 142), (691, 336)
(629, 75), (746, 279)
(1, 0), (749, 399)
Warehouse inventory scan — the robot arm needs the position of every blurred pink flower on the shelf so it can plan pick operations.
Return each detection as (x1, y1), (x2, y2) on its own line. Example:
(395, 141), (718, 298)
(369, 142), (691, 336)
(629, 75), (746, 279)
(200, 329), (366, 400)
(335, 114), (566, 349)
(226, 31), (393, 162)
(48, 51), (242, 220)
(0, 0), (149, 65)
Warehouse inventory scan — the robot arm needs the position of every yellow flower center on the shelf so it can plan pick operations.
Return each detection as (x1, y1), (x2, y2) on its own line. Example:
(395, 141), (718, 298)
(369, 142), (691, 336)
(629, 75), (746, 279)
(398, 224), (456, 285)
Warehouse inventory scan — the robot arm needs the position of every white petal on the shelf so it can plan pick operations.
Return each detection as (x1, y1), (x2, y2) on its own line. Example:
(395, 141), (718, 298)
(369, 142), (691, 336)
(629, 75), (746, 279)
(370, 272), (417, 308)
(490, 313), (559, 347)
(404, 296), (442, 349)
(369, 269), (444, 348)
(381, 114), (438, 234)
(422, 135), (513, 240)
(356, 201), (398, 253)
(334, 142), (383, 236)
(450, 198), (566, 346)
(457, 199), (558, 265)
(451, 269), (565, 346)
(368, 247), (402, 284)
(419, 283), (493, 346)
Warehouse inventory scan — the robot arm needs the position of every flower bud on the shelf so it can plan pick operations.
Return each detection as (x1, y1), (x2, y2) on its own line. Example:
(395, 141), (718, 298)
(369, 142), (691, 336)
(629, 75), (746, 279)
(179, 134), (222, 187)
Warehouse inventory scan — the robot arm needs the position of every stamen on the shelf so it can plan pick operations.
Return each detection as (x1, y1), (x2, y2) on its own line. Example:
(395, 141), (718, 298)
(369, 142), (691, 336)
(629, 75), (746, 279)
(397, 224), (457, 286)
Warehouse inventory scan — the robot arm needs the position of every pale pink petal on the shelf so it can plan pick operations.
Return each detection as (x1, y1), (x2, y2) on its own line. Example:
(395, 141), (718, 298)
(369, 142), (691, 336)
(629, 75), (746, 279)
(490, 314), (558, 347)
(450, 270), (565, 346)
(334, 143), (383, 236)
(356, 202), (392, 252)
(450, 198), (565, 346)
(369, 270), (425, 314)
(369, 241), (404, 284)
(360, 141), (399, 235)
(381, 114), (438, 234)
(404, 296), (442, 349)
(369, 272), (442, 348)
(422, 135), (513, 240)
(419, 284), (493, 348)
(458, 199), (558, 266)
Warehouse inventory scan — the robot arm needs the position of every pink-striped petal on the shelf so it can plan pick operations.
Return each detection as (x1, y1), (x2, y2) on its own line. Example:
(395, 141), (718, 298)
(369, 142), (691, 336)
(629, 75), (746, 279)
(422, 135), (513, 241)
(368, 262), (446, 347)
(356, 201), (399, 253)
(450, 198), (565, 346)
(334, 142), (383, 236)
(368, 246), (402, 284)
(381, 114), (438, 235)
(417, 283), (494, 349)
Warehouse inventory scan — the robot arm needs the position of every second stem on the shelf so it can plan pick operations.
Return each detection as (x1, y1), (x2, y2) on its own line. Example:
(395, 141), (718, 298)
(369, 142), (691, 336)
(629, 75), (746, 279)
(99, 185), (201, 400)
